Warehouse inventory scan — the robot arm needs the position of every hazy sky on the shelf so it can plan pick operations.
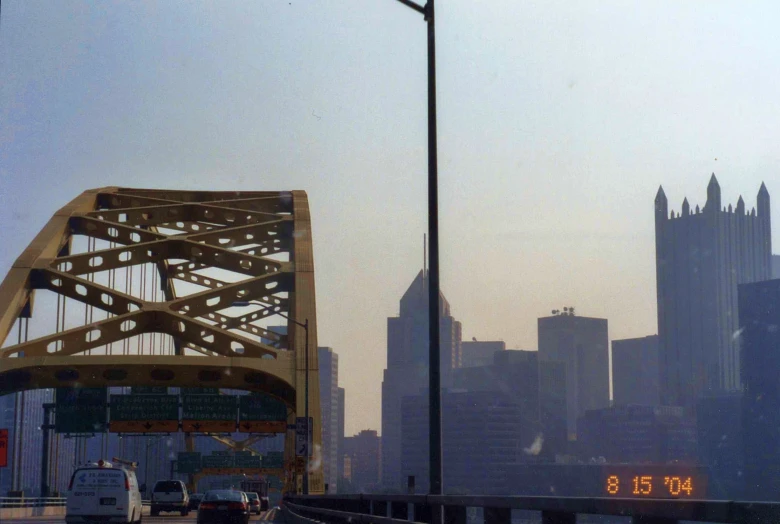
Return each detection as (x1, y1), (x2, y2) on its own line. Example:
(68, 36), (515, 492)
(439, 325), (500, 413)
(2, 1), (780, 435)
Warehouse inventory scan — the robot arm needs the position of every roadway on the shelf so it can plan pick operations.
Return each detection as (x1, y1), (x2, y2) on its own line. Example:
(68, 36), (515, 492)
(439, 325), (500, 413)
(1, 509), (284, 524)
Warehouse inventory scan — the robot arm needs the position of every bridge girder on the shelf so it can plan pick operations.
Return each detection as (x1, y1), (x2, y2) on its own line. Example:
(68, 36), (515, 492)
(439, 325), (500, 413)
(0, 187), (323, 494)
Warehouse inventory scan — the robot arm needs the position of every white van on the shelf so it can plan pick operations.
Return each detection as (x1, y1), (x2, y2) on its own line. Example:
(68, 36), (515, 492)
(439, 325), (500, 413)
(66, 460), (143, 524)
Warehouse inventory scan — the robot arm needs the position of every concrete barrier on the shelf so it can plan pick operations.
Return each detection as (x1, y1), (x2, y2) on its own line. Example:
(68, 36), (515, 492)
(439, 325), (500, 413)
(0, 505), (66, 519)
(0, 505), (150, 520)
(281, 505), (322, 524)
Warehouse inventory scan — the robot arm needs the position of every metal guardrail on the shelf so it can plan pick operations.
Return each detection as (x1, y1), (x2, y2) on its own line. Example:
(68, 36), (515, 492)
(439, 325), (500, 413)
(0, 497), (67, 508)
(285, 494), (780, 524)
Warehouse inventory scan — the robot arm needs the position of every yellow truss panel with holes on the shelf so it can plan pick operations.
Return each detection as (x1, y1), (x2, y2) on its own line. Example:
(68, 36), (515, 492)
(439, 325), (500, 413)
(0, 187), (323, 494)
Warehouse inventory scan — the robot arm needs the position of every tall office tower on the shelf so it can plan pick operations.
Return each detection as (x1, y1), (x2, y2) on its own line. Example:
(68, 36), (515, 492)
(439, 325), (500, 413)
(453, 349), (567, 459)
(538, 312), (609, 439)
(401, 391), (526, 495)
(0, 393), (16, 495)
(697, 394), (744, 499)
(579, 405), (697, 464)
(655, 177), (771, 407)
(337, 387), (345, 490)
(773, 255), (780, 279)
(48, 433), (77, 495)
(738, 278), (780, 500)
(381, 270), (462, 490)
(612, 335), (660, 406)
(4, 388), (78, 496)
(318, 347), (339, 493)
(343, 430), (382, 492)
(538, 359), (568, 458)
(460, 340), (505, 368)
(14, 389), (49, 495)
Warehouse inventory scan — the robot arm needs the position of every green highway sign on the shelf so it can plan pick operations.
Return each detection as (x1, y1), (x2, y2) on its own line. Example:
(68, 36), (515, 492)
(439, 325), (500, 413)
(177, 452), (202, 474)
(239, 395), (287, 421)
(182, 388), (219, 395)
(110, 394), (179, 421)
(182, 395), (236, 420)
(55, 388), (107, 434)
(238, 395), (287, 432)
(235, 454), (262, 468)
(263, 451), (284, 469)
(182, 394), (237, 432)
(202, 454), (233, 468)
(131, 386), (168, 395)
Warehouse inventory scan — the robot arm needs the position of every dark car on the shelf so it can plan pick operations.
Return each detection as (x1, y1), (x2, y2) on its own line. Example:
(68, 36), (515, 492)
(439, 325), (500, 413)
(245, 493), (261, 515)
(189, 493), (204, 511)
(197, 490), (249, 524)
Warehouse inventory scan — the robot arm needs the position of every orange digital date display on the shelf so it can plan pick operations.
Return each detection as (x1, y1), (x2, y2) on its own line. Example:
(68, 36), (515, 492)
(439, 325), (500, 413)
(604, 474), (698, 498)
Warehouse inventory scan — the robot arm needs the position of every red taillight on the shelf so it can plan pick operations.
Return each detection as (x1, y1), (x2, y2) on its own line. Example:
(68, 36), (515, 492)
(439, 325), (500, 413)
(228, 502), (246, 510)
(251, 500), (259, 506)
(124, 477), (130, 491)
(199, 503), (217, 510)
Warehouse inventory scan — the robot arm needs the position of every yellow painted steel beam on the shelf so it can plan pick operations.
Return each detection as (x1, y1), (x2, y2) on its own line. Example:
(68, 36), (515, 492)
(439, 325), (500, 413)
(0, 187), (324, 493)
(0, 355), (296, 404)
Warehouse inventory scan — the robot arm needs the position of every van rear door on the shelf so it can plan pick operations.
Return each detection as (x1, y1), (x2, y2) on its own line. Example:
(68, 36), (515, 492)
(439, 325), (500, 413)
(68, 469), (100, 517)
(68, 468), (127, 518)
(92, 469), (127, 518)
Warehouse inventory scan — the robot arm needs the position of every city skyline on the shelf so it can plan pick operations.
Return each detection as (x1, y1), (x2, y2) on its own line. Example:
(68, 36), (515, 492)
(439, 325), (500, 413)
(5, 1), (780, 435)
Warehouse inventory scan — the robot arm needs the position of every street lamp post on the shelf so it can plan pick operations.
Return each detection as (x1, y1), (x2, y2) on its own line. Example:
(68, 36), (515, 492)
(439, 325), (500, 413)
(144, 436), (164, 497)
(144, 440), (152, 497)
(261, 307), (310, 494)
(231, 302), (311, 494)
(297, 318), (310, 495)
(393, 0), (443, 505)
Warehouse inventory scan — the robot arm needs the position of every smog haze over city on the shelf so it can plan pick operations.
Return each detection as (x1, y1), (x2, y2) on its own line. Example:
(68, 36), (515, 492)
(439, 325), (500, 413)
(3, 1), (780, 505)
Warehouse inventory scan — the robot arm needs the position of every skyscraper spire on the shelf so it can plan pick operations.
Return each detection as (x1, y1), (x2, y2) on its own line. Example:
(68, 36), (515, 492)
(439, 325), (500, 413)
(682, 198), (690, 216)
(757, 182), (770, 220)
(706, 173), (721, 212)
(736, 196), (745, 214)
(655, 186), (668, 220)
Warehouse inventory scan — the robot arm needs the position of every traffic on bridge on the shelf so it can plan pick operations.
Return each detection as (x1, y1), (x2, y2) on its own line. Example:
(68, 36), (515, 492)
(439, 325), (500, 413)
(2, 511), (283, 524)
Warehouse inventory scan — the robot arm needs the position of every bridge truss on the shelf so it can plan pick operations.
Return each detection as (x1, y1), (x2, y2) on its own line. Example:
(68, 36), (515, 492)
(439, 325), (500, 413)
(0, 187), (323, 494)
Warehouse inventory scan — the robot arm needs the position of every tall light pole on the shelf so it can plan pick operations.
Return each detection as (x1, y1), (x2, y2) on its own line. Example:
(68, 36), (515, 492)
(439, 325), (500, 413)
(234, 302), (310, 495)
(143, 436), (164, 496)
(393, 0), (443, 505)
(279, 314), (309, 495)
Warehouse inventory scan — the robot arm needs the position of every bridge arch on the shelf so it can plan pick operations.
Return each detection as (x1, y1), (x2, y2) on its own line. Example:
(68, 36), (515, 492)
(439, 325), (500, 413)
(0, 187), (323, 493)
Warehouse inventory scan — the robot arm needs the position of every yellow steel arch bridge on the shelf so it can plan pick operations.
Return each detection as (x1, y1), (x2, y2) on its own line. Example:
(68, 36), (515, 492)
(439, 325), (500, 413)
(0, 187), (323, 494)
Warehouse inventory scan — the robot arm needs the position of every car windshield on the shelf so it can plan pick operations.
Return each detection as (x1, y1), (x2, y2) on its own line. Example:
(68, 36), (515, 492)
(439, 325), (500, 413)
(204, 491), (242, 502)
(246, 493), (258, 500)
(154, 481), (182, 492)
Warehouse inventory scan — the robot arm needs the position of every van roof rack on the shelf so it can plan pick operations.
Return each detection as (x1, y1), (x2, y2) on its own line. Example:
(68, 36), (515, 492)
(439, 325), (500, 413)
(112, 457), (139, 469)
